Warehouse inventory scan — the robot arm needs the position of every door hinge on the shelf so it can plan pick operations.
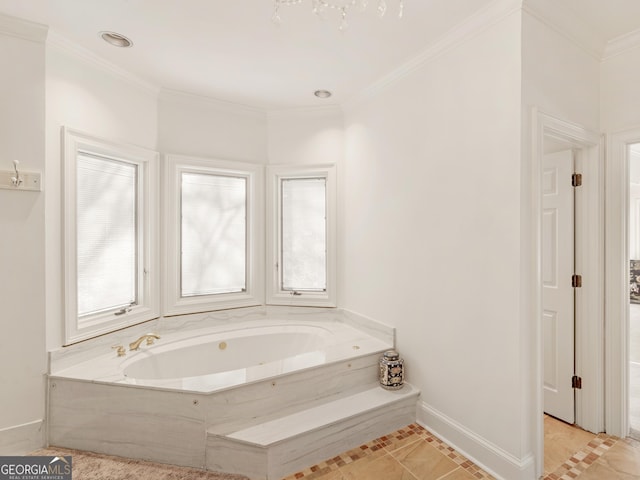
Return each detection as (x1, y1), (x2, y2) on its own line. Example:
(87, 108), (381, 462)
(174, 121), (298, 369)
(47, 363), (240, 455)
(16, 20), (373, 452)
(572, 173), (582, 187)
(572, 375), (582, 389)
(572, 274), (582, 288)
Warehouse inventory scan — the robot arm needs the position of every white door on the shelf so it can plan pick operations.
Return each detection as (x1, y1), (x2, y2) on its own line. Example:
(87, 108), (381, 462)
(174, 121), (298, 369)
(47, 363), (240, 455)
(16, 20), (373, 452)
(542, 150), (575, 423)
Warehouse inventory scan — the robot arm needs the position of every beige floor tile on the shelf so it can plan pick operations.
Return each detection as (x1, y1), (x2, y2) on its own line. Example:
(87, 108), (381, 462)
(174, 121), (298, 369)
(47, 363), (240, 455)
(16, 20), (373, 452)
(588, 437), (640, 478)
(338, 452), (417, 480)
(382, 431), (424, 453)
(574, 460), (638, 480)
(544, 415), (596, 474)
(302, 469), (345, 480)
(437, 467), (477, 480)
(390, 440), (459, 480)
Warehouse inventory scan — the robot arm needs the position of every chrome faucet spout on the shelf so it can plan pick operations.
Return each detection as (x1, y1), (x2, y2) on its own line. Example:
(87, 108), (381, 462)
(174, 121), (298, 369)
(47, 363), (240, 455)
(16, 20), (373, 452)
(129, 333), (160, 351)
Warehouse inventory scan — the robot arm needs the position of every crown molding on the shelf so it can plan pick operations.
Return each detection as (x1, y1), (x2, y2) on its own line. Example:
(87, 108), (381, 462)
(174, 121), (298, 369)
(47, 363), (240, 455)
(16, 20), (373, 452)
(522, 0), (604, 61)
(343, 0), (523, 110)
(603, 27), (640, 61)
(47, 30), (160, 95)
(160, 88), (267, 118)
(0, 13), (47, 43)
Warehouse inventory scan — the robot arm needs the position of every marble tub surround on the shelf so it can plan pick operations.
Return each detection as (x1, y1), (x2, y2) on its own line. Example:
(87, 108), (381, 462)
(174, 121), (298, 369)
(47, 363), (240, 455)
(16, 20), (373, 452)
(47, 306), (405, 478)
(49, 305), (393, 378)
(48, 353), (406, 471)
(207, 385), (419, 479)
(50, 322), (390, 394)
(48, 305), (266, 373)
(341, 308), (394, 345)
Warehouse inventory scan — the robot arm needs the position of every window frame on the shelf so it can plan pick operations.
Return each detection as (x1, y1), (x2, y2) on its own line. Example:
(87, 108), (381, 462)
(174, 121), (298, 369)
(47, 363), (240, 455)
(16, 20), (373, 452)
(63, 128), (159, 344)
(266, 164), (336, 307)
(163, 154), (264, 316)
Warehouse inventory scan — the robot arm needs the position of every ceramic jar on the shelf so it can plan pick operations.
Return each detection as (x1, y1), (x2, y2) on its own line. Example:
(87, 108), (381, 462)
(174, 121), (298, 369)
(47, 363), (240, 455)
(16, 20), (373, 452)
(379, 350), (404, 390)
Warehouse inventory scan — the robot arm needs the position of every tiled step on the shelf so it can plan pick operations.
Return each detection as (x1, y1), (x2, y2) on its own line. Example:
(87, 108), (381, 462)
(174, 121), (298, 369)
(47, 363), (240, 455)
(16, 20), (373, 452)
(205, 383), (419, 480)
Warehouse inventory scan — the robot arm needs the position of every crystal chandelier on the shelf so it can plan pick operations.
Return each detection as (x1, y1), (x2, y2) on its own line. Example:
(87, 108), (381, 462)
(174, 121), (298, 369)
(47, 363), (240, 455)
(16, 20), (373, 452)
(272, 0), (404, 31)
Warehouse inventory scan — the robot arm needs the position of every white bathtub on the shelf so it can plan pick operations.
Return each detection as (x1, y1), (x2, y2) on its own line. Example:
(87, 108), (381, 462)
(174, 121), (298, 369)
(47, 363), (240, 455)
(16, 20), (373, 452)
(50, 315), (392, 394)
(47, 308), (397, 472)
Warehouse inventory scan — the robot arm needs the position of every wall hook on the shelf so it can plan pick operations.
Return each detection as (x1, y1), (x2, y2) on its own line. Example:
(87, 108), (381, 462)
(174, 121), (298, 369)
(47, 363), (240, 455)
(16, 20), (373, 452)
(11, 160), (22, 187)
(0, 160), (41, 191)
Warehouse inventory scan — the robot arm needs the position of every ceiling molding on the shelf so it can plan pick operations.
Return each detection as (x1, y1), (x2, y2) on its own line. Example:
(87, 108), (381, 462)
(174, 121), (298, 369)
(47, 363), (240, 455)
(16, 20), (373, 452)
(522, 0), (604, 61)
(160, 88), (267, 118)
(342, 0), (523, 110)
(0, 12), (47, 43)
(47, 30), (160, 95)
(602, 27), (640, 61)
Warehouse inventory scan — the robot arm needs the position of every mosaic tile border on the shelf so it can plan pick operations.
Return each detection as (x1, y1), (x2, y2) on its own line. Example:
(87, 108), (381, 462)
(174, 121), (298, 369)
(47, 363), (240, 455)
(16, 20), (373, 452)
(281, 423), (495, 480)
(543, 433), (618, 480)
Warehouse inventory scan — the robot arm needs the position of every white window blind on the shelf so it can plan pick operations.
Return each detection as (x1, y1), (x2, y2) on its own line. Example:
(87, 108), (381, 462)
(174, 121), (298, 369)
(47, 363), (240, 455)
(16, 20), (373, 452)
(281, 177), (327, 292)
(181, 172), (247, 297)
(76, 153), (137, 318)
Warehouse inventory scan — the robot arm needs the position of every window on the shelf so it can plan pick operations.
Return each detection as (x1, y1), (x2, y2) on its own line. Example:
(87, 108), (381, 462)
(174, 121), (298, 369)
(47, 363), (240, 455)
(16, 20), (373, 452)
(180, 172), (246, 297)
(163, 154), (263, 315)
(77, 154), (137, 316)
(267, 164), (336, 306)
(63, 128), (159, 344)
(281, 177), (327, 292)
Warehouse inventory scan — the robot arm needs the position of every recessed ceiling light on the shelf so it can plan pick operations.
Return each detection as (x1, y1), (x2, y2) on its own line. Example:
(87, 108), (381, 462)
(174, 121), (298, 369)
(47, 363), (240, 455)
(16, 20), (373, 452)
(314, 90), (332, 99)
(99, 31), (133, 48)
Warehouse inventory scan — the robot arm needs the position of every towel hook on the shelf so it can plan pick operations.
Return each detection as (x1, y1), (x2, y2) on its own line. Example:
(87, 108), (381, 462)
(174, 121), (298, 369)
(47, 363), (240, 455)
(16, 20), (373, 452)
(11, 160), (22, 187)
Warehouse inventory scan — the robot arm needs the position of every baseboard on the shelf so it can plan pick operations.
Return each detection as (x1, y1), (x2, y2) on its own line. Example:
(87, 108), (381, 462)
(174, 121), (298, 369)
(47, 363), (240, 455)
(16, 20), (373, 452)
(417, 401), (536, 480)
(0, 420), (45, 455)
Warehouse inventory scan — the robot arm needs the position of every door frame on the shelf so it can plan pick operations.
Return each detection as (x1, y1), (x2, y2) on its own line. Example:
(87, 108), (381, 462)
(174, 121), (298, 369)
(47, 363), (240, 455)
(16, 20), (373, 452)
(605, 126), (640, 438)
(532, 109), (603, 475)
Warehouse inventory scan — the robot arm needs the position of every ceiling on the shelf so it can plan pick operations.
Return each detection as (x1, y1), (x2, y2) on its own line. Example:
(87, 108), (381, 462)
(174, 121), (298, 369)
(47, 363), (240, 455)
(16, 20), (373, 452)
(0, 1), (638, 110)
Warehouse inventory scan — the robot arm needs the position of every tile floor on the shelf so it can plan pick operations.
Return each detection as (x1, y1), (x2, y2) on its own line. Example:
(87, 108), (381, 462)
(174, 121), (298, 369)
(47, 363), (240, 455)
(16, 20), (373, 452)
(543, 415), (640, 480)
(281, 418), (640, 480)
(281, 423), (494, 480)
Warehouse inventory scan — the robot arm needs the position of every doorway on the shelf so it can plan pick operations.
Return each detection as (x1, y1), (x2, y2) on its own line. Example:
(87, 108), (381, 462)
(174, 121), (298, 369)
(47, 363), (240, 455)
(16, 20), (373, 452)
(627, 144), (640, 440)
(605, 128), (640, 440)
(533, 110), (603, 478)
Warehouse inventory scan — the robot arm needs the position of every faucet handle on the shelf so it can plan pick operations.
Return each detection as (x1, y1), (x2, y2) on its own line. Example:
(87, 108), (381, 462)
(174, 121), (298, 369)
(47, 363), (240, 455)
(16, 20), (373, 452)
(111, 345), (126, 357)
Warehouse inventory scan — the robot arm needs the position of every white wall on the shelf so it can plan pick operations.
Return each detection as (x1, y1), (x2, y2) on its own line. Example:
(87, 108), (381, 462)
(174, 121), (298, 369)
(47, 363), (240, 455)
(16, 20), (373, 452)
(601, 46), (640, 132)
(267, 107), (344, 166)
(521, 11), (600, 132)
(45, 44), (159, 350)
(0, 16), (47, 453)
(158, 90), (267, 163)
(342, 11), (527, 478)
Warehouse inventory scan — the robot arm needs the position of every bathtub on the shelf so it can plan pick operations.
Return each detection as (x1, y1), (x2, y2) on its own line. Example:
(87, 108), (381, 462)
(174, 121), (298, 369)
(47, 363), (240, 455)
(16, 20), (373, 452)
(49, 310), (393, 394)
(47, 308), (396, 472)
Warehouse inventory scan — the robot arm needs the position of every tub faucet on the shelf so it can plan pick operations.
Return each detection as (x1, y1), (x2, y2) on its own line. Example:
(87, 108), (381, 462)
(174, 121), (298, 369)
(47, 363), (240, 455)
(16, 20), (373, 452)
(129, 333), (160, 351)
